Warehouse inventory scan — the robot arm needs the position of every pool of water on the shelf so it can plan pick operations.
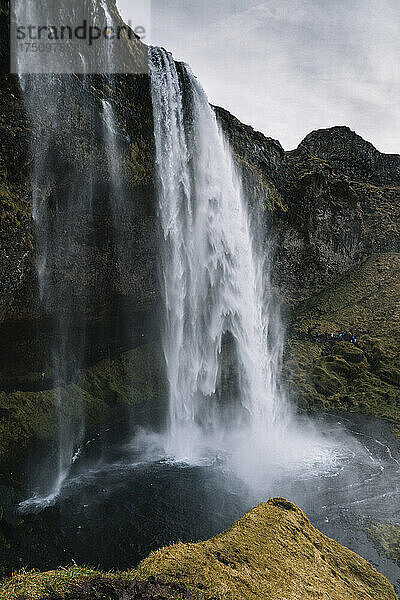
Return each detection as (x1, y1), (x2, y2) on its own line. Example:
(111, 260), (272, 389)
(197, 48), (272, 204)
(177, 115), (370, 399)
(2, 413), (400, 594)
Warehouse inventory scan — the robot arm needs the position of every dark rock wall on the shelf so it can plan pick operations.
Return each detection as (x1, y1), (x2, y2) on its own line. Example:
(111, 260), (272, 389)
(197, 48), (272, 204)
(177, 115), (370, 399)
(0, 1), (159, 390)
(216, 108), (399, 301)
(298, 126), (400, 186)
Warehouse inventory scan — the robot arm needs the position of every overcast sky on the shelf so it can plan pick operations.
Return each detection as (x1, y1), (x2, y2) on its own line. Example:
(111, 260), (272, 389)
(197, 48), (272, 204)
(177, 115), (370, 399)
(117, 0), (399, 153)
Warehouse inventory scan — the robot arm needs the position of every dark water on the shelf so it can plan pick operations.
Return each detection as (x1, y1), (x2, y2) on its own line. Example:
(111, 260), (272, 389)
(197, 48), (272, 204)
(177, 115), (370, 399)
(2, 413), (400, 594)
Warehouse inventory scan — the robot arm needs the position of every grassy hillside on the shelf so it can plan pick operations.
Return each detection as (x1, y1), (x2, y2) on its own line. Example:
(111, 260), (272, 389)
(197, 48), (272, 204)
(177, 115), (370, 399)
(0, 498), (395, 600)
(285, 253), (400, 425)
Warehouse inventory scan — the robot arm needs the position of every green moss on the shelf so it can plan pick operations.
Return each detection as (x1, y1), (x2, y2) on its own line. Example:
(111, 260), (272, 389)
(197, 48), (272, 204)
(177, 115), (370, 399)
(0, 343), (165, 475)
(332, 342), (366, 364)
(365, 521), (400, 566)
(1, 499), (396, 600)
(263, 181), (287, 212)
(78, 343), (165, 406)
(378, 366), (400, 387)
(126, 139), (154, 185)
(0, 566), (100, 600)
(232, 151), (288, 214)
(133, 498), (396, 600)
(0, 177), (31, 225)
(286, 253), (400, 422)
(312, 364), (343, 396)
(0, 386), (109, 475)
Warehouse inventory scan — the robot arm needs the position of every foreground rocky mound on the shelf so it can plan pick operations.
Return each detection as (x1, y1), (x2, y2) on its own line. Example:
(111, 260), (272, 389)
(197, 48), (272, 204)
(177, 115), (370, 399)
(1, 498), (396, 600)
(47, 578), (178, 600)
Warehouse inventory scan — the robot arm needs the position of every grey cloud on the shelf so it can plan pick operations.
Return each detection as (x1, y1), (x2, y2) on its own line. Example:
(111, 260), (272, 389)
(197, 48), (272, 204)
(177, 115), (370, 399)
(118, 0), (399, 153)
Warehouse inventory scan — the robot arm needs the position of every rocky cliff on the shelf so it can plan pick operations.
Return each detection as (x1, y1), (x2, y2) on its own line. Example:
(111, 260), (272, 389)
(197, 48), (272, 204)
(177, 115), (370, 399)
(0, 0), (157, 390)
(0, 0), (161, 472)
(217, 109), (399, 299)
(0, 498), (396, 600)
(216, 109), (400, 429)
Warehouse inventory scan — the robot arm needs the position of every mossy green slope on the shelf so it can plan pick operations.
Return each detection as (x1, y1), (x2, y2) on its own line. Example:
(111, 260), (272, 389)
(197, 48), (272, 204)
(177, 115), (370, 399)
(0, 566), (100, 600)
(0, 498), (396, 600)
(366, 521), (400, 566)
(285, 252), (400, 423)
(133, 498), (396, 600)
(0, 343), (165, 476)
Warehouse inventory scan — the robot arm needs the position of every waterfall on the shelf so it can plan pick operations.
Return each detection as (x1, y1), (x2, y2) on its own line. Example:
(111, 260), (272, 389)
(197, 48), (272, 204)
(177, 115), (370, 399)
(14, 0), (123, 503)
(16, 63), (91, 500)
(150, 48), (290, 465)
(13, 0), (338, 502)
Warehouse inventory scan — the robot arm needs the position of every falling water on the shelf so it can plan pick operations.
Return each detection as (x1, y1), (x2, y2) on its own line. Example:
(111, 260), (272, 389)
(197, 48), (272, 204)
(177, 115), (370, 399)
(150, 48), (291, 465)
(14, 0), (119, 503)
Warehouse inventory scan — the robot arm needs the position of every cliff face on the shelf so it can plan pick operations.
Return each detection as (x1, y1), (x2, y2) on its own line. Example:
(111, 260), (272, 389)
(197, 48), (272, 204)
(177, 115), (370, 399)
(0, 0), (163, 472)
(0, 70), (158, 383)
(216, 110), (399, 424)
(0, 1), (158, 393)
(217, 110), (399, 300)
(298, 126), (400, 186)
(1, 498), (396, 600)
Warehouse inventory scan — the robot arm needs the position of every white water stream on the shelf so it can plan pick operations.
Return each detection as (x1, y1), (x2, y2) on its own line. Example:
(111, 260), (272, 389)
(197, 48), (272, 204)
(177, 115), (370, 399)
(149, 47), (339, 482)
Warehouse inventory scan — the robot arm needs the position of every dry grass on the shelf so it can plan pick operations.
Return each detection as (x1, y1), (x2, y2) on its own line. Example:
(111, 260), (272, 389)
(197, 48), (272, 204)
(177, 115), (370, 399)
(1, 499), (396, 600)
(133, 498), (396, 600)
(0, 567), (100, 600)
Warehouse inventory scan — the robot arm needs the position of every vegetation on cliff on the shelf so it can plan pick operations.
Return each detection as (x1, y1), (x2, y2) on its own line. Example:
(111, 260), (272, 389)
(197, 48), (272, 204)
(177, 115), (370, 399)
(0, 343), (164, 477)
(285, 253), (400, 426)
(0, 498), (396, 600)
(366, 521), (400, 567)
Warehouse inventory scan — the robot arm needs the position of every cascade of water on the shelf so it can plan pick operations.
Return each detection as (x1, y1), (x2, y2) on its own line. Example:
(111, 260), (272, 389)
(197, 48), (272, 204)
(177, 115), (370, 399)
(101, 98), (133, 283)
(19, 73), (90, 501)
(14, 0), (120, 503)
(149, 47), (290, 465)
